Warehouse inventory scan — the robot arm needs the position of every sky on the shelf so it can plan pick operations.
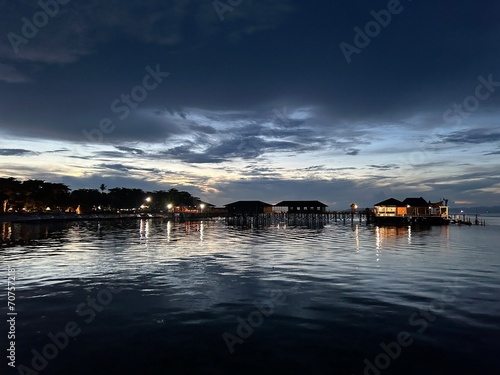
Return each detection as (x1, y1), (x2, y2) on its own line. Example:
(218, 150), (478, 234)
(1, 0), (499, 209)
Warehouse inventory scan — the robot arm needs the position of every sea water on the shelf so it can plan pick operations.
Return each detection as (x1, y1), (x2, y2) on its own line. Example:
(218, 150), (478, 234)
(1, 218), (499, 374)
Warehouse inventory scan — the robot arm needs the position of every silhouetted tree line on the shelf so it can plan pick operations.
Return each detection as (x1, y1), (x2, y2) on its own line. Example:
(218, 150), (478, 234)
(0, 177), (201, 213)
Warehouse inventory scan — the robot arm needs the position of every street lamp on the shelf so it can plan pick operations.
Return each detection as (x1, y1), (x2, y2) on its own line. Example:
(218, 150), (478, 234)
(167, 203), (173, 213)
(141, 197), (152, 211)
(200, 203), (205, 213)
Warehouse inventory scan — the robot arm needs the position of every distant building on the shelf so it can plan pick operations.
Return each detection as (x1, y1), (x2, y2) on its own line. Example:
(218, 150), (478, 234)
(224, 201), (273, 215)
(210, 207), (228, 214)
(173, 203), (193, 213)
(273, 200), (328, 213)
(193, 199), (216, 211)
(172, 200), (215, 213)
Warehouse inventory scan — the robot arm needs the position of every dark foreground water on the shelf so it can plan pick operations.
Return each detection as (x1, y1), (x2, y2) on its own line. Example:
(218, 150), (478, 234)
(1, 217), (500, 374)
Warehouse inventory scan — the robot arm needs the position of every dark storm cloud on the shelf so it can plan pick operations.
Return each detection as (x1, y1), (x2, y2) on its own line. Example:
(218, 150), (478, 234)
(301, 165), (326, 171)
(98, 163), (134, 173)
(45, 148), (70, 154)
(368, 164), (400, 170)
(345, 149), (360, 156)
(157, 137), (268, 164)
(158, 143), (226, 164)
(438, 129), (500, 144)
(207, 137), (302, 159)
(0, 148), (37, 156)
(426, 166), (500, 184)
(240, 165), (284, 177)
(188, 124), (217, 134)
(484, 150), (500, 156)
(59, 104), (365, 164)
(68, 155), (93, 161)
(404, 161), (454, 170)
(0, 104), (187, 143)
(96, 151), (130, 159)
(158, 131), (332, 164)
(114, 146), (146, 155)
(403, 172), (500, 198)
(299, 166), (357, 172)
(98, 163), (163, 174)
(230, 123), (308, 139)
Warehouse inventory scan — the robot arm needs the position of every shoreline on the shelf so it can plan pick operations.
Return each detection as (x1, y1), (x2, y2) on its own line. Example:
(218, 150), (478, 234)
(0, 212), (218, 223)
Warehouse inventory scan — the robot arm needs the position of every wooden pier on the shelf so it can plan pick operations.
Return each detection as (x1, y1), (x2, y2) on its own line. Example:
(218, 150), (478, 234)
(3, 210), (486, 227)
(450, 214), (486, 226)
(224, 211), (372, 228)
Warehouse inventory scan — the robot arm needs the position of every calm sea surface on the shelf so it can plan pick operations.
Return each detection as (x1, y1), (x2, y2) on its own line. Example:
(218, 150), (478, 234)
(1, 216), (500, 374)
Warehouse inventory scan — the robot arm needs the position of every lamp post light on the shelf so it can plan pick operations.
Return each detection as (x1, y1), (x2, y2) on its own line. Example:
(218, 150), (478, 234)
(349, 203), (358, 224)
(200, 203), (205, 213)
(167, 203), (173, 213)
(140, 197), (152, 212)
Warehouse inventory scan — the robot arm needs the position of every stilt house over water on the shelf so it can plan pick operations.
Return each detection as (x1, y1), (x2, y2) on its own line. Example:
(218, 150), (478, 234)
(373, 197), (450, 225)
(273, 201), (328, 213)
(224, 201), (273, 215)
(373, 198), (405, 217)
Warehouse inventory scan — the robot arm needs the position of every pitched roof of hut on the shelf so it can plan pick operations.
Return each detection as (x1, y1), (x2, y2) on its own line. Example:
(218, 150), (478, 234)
(274, 200), (328, 207)
(374, 198), (404, 206)
(224, 200), (272, 207)
(402, 197), (429, 207)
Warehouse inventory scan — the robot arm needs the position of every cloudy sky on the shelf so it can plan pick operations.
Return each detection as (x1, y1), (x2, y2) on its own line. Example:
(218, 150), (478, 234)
(1, 0), (499, 208)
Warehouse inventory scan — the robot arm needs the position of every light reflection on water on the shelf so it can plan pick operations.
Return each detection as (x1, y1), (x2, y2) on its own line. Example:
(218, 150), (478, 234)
(0, 218), (499, 374)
